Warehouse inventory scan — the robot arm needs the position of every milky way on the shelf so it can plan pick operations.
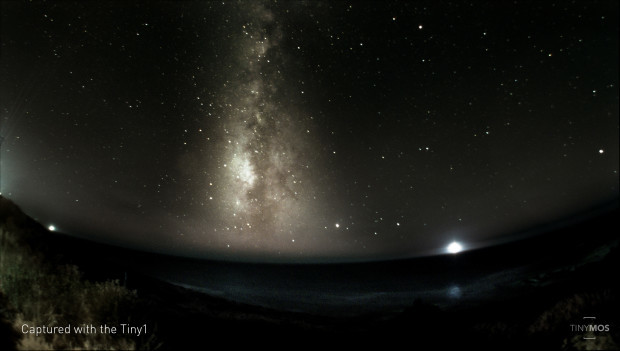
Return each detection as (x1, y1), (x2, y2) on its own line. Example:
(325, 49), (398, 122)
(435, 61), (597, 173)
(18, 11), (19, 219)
(202, 3), (325, 253)
(0, 1), (617, 262)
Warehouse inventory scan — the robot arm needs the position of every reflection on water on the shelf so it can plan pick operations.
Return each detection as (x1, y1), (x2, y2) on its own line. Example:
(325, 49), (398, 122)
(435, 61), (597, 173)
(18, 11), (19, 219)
(448, 286), (462, 300)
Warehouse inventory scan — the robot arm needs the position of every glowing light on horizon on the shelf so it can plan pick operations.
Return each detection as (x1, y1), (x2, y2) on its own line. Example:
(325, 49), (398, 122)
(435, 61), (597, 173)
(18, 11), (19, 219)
(447, 241), (463, 254)
(48, 225), (56, 231)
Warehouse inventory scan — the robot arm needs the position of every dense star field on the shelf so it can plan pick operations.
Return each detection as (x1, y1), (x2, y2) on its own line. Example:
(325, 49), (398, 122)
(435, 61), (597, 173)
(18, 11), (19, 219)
(0, 1), (617, 262)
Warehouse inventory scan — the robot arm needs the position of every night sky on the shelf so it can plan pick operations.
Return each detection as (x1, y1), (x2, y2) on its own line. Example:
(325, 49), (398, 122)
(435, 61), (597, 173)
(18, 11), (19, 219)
(0, 1), (617, 263)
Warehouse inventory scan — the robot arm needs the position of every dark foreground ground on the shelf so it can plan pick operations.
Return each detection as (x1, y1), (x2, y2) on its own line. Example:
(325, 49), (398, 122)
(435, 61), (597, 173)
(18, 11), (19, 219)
(1, 195), (618, 350)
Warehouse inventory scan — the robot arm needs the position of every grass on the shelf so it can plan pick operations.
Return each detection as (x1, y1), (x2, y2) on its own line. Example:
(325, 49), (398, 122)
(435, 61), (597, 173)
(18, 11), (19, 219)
(0, 196), (154, 350)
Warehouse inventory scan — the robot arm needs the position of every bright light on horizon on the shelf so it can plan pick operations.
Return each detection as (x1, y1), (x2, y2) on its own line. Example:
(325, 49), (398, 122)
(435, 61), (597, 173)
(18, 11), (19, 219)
(447, 241), (463, 254)
(48, 225), (56, 231)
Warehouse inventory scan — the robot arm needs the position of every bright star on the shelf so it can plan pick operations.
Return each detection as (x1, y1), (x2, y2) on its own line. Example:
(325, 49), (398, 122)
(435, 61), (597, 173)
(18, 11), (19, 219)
(48, 225), (56, 231)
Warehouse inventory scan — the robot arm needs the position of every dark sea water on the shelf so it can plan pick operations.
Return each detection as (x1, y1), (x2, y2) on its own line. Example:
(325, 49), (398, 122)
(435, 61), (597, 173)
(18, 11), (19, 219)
(108, 202), (617, 317)
(128, 257), (522, 316)
(123, 239), (614, 316)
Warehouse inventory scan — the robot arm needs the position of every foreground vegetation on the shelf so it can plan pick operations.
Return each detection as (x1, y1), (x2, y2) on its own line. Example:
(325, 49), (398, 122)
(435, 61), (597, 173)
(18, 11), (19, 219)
(0, 196), (155, 350)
